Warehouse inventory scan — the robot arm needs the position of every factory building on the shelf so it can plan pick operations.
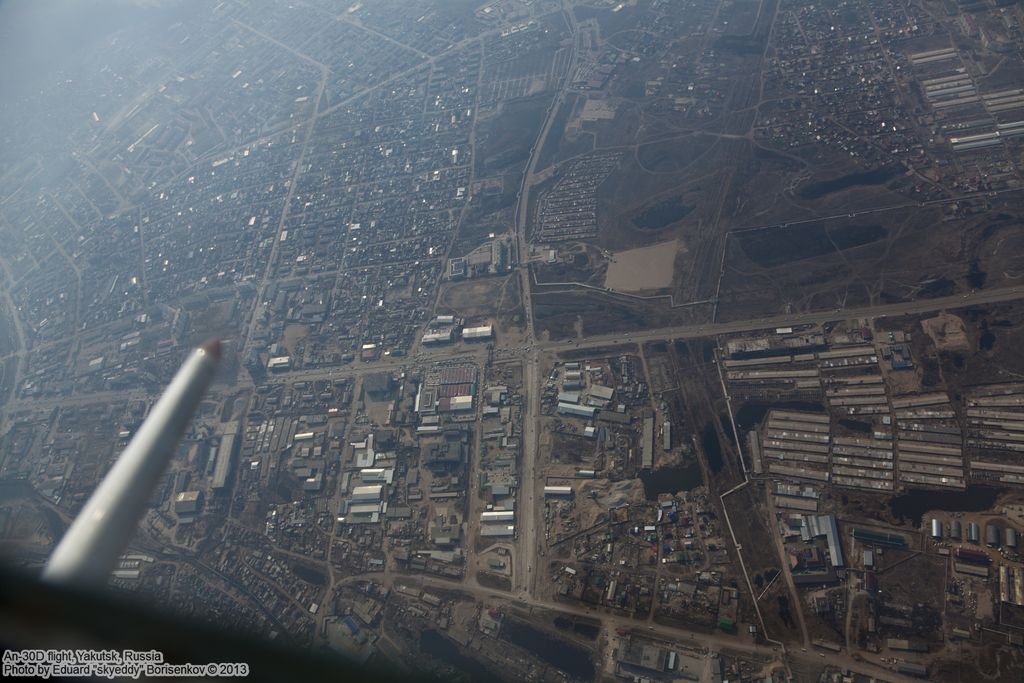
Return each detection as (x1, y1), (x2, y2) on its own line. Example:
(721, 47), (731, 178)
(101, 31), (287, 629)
(212, 421), (239, 491)
(443, 395), (474, 412)
(462, 325), (493, 341)
(351, 433), (376, 468)
(352, 484), (384, 503)
(174, 490), (202, 515)
(360, 468), (395, 484)
(346, 502), (382, 524)
(897, 662), (928, 678)
(955, 547), (990, 565)
(544, 486), (573, 498)
(802, 514), (845, 567)
(422, 328), (454, 345)
(887, 639), (928, 653)
(557, 403), (596, 419)
(267, 356), (291, 372)
(481, 510), (515, 523)
(955, 562), (989, 578)
(641, 415), (654, 469)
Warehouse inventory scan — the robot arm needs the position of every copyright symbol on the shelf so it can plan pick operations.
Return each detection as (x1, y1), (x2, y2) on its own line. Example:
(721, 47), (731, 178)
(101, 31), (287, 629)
(207, 663), (219, 676)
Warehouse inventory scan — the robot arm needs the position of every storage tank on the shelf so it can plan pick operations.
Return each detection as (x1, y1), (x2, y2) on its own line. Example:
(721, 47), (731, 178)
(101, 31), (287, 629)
(930, 519), (942, 539)
(950, 520), (962, 540)
(986, 523), (1001, 548)
(968, 522), (980, 544)
(1006, 527), (1018, 549)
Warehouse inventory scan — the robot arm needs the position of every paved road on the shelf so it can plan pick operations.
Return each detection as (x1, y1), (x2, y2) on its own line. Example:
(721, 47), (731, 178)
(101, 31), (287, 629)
(765, 489), (811, 648)
(5, 347), (491, 413)
(406, 572), (925, 683)
(4, 281), (993, 681)
(538, 284), (1024, 353)
(515, 354), (541, 596)
(8, 285), (1024, 415)
(505, 0), (586, 606)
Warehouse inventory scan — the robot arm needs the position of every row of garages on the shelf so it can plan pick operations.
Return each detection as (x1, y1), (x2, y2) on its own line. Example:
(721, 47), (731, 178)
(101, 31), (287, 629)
(965, 384), (1024, 486)
(894, 392), (965, 490)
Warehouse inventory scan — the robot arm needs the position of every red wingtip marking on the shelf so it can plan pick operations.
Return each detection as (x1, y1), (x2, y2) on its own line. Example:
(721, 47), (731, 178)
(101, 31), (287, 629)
(200, 338), (222, 360)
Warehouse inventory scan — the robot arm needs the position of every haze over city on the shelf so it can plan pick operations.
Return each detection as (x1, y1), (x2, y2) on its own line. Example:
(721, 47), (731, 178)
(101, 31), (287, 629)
(2, 0), (1024, 681)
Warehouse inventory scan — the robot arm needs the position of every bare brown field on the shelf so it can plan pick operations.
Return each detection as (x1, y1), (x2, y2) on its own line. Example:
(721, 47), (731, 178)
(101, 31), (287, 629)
(922, 312), (970, 351)
(438, 277), (509, 320)
(604, 239), (681, 292)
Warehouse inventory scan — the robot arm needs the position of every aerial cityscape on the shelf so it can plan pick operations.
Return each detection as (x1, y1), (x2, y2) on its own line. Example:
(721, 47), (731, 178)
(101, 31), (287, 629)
(2, 0), (1024, 680)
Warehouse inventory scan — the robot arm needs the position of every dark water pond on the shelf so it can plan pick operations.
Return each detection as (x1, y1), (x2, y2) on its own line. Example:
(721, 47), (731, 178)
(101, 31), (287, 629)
(291, 563), (326, 586)
(553, 616), (600, 640)
(798, 166), (903, 200)
(702, 423), (723, 473)
(641, 461), (704, 499)
(890, 486), (1003, 526)
(421, 630), (502, 682)
(633, 197), (694, 230)
(501, 619), (595, 681)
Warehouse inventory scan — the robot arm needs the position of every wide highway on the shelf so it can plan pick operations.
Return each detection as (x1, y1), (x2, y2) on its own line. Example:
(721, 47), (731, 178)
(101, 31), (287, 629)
(539, 284), (1024, 354)
(7, 285), (1024, 414)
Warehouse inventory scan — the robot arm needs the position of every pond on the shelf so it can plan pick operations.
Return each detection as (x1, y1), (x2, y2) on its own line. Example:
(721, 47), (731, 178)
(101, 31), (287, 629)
(553, 616), (600, 640)
(633, 197), (694, 230)
(889, 486), (1004, 526)
(640, 461), (704, 500)
(500, 619), (595, 681)
(421, 630), (502, 682)
(798, 165), (903, 200)
(702, 423), (723, 473)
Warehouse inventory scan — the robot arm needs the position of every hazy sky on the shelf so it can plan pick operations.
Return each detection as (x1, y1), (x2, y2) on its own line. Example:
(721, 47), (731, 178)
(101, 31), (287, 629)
(0, 0), (165, 100)
(0, 0), (194, 173)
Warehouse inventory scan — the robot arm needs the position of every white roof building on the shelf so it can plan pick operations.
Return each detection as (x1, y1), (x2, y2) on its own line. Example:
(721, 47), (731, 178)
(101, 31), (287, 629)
(463, 325), (493, 340)
(267, 356), (291, 371)
(352, 484), (383, 502)
(423, 329), (454, 345)
(481, 510), (515, 523)
(544, 486), (573, 497)
(360, 468), (395, 484)
(449, 395), (474, 411)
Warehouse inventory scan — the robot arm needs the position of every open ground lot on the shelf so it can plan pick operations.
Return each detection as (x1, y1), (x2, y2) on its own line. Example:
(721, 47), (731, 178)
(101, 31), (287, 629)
(604, 239), (681, 292)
